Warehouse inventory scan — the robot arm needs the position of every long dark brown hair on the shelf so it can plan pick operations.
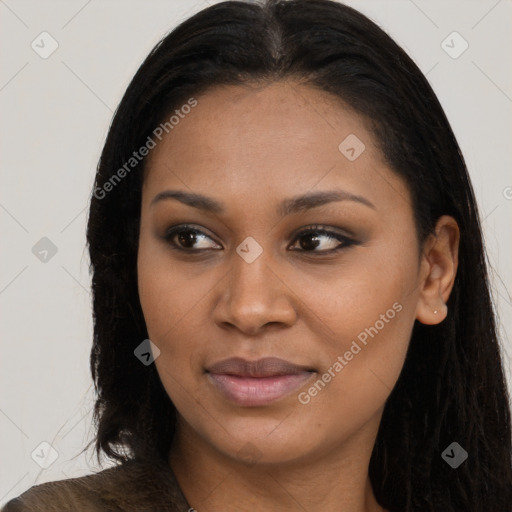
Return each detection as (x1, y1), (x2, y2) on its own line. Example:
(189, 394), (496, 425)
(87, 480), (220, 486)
(84, 1), (512, 510)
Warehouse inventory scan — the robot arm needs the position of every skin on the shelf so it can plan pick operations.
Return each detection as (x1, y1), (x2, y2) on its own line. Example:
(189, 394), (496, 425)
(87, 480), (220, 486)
(137, 80), (460, 512)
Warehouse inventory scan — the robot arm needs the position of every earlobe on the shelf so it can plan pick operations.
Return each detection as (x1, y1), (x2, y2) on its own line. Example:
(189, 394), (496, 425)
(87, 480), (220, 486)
(415, 215), (460, 326)
(416, 294), (448, 325)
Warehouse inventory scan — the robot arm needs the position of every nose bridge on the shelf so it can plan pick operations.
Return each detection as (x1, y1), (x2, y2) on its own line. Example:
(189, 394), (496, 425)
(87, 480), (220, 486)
(216, 238), (296, 333)
(231, 243), (271, 300)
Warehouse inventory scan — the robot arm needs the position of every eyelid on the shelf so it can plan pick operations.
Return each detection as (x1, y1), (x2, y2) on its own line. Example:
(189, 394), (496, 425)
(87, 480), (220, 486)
(290, 224), (355, 242)
(164, 223), (221, 249)
(163, 223), (358, 253)
(288, 225), (356, 253)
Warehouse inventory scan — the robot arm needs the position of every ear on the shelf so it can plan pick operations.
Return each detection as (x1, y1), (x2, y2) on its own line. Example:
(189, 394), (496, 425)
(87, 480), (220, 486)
(415, 215), (460, 325)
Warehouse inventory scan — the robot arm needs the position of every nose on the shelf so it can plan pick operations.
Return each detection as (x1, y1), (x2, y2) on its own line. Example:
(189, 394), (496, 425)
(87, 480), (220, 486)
(213, 246), (297, 336)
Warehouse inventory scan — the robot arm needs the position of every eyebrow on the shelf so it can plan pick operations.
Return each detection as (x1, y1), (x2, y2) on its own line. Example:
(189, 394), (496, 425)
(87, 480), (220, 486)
(150, 189), (376, 216)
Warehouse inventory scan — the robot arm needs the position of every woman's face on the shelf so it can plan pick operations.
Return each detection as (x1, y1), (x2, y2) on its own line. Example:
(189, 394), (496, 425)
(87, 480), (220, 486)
(138, 81), (429, 465)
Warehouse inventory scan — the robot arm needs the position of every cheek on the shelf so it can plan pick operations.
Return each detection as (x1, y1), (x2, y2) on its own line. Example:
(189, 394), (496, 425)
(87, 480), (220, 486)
(296, 242), (418, 408)
(298, 238), (417, 346)
(137, 262), (202, 415)
(297, 307), (415, 447)
(137, 243), (214, 396)
(137, 232), (204, 344)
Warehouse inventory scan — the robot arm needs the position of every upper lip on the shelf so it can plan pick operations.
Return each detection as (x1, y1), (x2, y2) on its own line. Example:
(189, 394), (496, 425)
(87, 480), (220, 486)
(206, 357), (314, 378)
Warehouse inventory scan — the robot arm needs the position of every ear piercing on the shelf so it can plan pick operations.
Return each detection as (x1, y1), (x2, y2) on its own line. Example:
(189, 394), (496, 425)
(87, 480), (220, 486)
(433, 302), (446, 315)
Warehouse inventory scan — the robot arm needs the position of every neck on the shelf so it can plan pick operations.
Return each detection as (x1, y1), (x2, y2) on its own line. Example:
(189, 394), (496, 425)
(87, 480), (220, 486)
(168, 414), (387, 512)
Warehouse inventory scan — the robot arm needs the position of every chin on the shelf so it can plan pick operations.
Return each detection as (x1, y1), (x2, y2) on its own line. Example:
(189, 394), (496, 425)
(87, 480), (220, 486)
(194, 412), (324, 466)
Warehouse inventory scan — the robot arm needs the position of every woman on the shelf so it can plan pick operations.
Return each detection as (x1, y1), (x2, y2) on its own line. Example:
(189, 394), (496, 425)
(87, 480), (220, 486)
(3, 0), (511, 510)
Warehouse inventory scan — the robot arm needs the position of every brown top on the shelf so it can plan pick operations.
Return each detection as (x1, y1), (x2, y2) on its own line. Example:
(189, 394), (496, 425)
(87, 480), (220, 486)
(0, 458), (192, 512)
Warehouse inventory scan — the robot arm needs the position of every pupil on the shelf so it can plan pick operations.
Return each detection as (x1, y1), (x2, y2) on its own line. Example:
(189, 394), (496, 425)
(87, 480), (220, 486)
(179, 231), (196, 247)
(301, 234), (320, 250)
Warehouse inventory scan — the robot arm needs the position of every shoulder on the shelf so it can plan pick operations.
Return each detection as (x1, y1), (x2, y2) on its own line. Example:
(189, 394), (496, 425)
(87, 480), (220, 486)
(1, 458), (191, 512)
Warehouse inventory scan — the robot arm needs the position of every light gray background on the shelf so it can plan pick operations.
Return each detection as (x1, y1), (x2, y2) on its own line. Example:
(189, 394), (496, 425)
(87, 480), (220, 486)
(1, 0), (511, 505)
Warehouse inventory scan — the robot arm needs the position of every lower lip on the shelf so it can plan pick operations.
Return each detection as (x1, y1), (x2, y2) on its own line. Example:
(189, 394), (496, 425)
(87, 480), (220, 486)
(207, 372), (314, 406)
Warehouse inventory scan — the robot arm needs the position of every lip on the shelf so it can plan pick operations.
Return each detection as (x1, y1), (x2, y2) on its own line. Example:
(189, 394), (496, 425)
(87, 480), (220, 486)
(206, 357), (315, 406)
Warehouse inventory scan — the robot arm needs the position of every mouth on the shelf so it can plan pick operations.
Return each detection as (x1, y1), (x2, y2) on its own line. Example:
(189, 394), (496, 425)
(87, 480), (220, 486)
(205, 357), (316, 406)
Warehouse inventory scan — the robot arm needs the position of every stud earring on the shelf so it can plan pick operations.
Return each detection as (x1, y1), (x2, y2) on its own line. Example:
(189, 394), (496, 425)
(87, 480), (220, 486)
(433, 310), (438, 314)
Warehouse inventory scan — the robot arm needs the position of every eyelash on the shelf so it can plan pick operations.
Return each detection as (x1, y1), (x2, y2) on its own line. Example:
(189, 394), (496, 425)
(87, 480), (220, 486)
(163, 224), (357, 255)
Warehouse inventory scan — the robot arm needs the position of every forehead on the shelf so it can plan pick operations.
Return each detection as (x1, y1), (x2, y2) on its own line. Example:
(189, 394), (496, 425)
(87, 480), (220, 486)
(142, 81), (409, 213)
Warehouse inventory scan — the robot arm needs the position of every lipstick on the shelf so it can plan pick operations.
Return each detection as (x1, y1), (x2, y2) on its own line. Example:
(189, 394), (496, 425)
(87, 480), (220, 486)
(206, 357), (315, 406)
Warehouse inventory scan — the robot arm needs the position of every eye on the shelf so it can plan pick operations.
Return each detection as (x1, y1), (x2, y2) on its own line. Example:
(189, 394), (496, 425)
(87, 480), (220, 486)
(163, 224), (357, 254)
(289, 225), (356, 254)
(164, 224), (221, 251)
